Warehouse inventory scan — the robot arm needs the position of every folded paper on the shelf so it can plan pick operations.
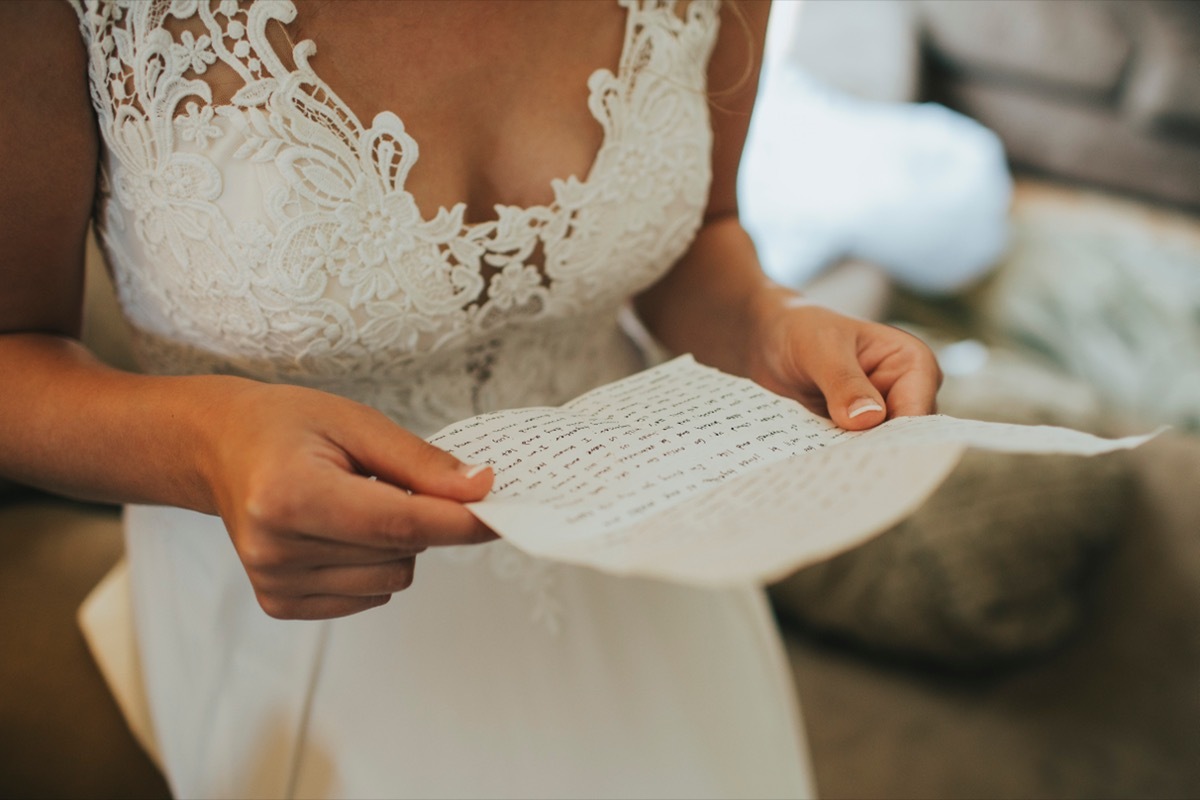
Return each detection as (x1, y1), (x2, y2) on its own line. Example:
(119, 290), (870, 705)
(429, 356), (1155, 585)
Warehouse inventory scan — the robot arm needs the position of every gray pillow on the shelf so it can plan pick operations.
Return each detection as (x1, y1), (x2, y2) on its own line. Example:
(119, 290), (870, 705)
(770, 438), (1133, 668)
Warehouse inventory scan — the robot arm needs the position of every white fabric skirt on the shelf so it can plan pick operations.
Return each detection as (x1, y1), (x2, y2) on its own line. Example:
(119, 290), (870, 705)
(81, 504), (814, 799)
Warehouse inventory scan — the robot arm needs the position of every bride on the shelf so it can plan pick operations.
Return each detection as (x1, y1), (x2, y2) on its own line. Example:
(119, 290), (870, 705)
(0, 1), (939, 797)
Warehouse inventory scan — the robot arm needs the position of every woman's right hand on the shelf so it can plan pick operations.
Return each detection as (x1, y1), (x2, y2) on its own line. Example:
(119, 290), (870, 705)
(0, 4), (490, 622)
(204, 382), (495, 620)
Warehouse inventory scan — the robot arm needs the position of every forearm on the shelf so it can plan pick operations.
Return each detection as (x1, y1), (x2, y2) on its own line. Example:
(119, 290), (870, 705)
(634, 215), (795, 377)
(0, 332), (249, 512)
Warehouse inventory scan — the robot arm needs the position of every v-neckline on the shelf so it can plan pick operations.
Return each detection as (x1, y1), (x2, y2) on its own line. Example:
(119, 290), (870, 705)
(281, 0), (637, 231)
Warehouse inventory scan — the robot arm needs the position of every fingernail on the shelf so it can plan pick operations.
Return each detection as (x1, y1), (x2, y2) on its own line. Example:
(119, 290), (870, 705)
(460, 463), (492, 480)
(848, 399), (884, 419)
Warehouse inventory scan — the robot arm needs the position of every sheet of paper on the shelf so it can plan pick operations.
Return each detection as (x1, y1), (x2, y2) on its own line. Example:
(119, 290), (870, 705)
(428, 356), (1156, 585)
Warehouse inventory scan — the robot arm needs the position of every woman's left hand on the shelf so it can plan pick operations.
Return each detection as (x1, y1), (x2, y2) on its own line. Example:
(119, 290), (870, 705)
(743, 286), (943, 431)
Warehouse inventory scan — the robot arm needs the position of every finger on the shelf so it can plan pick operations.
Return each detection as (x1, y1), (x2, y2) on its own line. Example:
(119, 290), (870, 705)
(883, 364), (942, 418)
(240, 532), (423, 573)
(855, 326), (942, 419)
(801, 334), (888, 431)
(307, 558), (417, 597)
(860, 335), (942, 418)
(256, 591), (391, 621)
(257, 557), (418, 598)
(332, 406), (494, 501)
(249, 465), (497, 550)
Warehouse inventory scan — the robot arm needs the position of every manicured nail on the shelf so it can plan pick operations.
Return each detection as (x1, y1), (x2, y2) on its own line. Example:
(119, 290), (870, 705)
(848, 399), (884, 419)
(460, 463), (492, 479)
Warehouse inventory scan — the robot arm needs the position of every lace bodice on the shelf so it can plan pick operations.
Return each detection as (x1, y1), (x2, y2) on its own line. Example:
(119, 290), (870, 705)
(71, 0), (719, 436)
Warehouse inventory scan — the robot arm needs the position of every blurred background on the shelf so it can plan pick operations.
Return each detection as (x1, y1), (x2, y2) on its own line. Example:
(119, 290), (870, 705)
(749, 2), (1200, 798)
(2, 1), (1198, 797)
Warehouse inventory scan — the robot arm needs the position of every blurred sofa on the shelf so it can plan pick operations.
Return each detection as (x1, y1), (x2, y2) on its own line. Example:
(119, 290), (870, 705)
(792, 0), (1200, 210)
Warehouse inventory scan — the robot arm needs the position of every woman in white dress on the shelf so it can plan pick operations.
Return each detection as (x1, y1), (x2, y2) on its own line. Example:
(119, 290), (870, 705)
(0, 1), (940, 797)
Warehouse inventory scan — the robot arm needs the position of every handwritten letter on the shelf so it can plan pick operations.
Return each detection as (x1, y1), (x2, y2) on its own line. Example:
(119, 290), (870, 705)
(428, 356), (1155, 585)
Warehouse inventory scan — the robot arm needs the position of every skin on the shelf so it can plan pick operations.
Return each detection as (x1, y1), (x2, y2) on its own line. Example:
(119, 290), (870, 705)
(0, 1), (940, 621)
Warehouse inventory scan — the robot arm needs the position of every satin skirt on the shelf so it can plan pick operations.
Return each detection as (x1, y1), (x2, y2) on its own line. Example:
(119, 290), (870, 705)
(81, 504), (815, 799)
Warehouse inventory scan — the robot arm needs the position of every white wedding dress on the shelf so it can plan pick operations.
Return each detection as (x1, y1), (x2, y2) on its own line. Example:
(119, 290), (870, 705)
(69, 1), (814, 797)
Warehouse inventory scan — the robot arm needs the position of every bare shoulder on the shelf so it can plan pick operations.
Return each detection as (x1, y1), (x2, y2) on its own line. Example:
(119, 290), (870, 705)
(0, 2), (94, 165)
(705, 0), (771, 220)
(0, 1), (97, 337)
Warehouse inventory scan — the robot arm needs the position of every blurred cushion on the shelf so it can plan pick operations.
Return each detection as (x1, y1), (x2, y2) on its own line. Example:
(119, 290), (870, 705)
(977, 182), (1200, 431)
(1122, 2), (1200, 133)
(740, 66), (1011, 294)
(917, 0), (1131, 97)
(770, 447), (1132, 668)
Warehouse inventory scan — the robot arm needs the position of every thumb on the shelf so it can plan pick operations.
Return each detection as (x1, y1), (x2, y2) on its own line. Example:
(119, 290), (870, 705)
(334, 407), (494, 502)
(806, 340), (887, 431)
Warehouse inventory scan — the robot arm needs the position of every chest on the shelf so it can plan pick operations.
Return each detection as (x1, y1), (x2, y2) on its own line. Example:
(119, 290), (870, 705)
(281, 1), (628, 222)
